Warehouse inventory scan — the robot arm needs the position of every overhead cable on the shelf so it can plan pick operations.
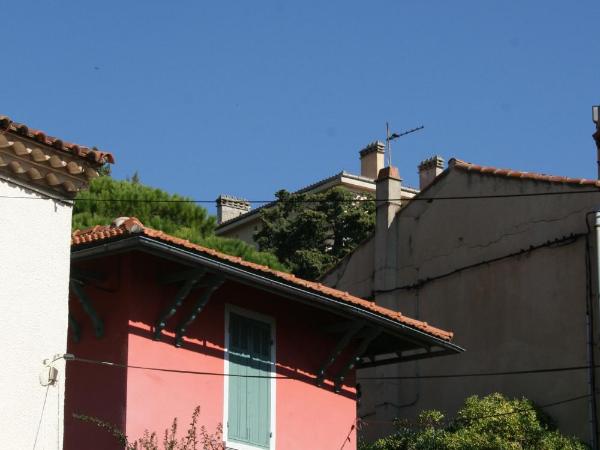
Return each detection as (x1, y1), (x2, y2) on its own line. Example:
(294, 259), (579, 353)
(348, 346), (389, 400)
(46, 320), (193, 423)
(62, 354), (600, 382)
(2, 189), (600, 203)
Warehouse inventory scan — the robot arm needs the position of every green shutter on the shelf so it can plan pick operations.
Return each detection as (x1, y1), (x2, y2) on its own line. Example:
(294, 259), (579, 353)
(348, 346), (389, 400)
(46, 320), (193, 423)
(228, 312), (272, 448)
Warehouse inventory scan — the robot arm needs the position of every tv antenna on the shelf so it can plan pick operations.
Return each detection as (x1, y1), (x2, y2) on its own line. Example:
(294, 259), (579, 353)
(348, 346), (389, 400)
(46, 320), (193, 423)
(386, 123), (425, 167)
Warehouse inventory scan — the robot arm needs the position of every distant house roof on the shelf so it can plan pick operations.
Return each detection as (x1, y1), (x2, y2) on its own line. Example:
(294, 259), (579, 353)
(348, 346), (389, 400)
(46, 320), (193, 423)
(216, 170), (419, 233)
(449, 158), (600, 188)
(0, 114), (114, 196)
(72, 217), (457, 345)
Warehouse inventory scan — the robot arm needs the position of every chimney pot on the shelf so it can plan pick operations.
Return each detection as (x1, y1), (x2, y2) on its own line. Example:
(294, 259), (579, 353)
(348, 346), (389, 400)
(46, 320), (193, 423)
(377, 166), (401, 181)
(359, 141), (385, 179)
(216, 195), (251, 224)
(418, 156), (445, 190)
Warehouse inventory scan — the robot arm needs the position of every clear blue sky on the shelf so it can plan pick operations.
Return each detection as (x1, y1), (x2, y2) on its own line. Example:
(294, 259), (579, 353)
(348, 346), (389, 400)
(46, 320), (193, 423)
(3, 1), (599, 214)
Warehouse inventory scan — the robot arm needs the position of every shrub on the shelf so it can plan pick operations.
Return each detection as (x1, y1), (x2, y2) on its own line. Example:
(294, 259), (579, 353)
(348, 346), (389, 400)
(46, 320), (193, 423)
(74, 406), (223, 450)
(359, 393), (587, 450)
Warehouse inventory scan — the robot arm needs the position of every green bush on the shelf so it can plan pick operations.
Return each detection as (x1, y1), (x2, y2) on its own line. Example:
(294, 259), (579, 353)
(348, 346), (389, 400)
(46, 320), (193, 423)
(360, 393), (587, 450)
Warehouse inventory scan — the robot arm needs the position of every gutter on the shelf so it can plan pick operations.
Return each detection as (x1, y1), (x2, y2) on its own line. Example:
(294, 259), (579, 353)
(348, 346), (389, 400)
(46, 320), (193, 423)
(590, 212), (600, 449)
(71, 235), (464, 355)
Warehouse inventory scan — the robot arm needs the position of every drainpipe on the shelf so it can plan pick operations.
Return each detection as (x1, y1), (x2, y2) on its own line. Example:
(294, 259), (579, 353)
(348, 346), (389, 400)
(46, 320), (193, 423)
(587, 213), (600, 449)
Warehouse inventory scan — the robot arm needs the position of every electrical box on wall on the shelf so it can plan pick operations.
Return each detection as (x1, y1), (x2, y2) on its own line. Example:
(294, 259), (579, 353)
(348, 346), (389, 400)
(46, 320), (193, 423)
(39, 365), (58, 386)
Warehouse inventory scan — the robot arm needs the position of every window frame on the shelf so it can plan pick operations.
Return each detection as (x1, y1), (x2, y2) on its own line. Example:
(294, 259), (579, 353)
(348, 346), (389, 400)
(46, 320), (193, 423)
(223, 304), (276, 450)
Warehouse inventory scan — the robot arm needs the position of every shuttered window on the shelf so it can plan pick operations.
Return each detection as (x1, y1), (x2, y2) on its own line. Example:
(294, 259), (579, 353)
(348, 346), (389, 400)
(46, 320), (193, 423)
(227, 312), (272, 449)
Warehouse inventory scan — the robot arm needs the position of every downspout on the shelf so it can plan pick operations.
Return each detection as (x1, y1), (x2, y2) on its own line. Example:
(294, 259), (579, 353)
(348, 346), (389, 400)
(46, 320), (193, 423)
(585, 213), (600, 449)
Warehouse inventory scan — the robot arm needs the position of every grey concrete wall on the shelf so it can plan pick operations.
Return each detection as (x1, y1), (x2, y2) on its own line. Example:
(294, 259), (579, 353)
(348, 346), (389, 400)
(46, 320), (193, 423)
(324, 168), (600, 444)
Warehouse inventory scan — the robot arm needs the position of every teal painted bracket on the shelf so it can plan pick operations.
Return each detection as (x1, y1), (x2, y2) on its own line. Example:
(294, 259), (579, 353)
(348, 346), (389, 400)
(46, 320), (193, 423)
(174, 274), (225, 347)
(69, 314), (81, 343)
(153, 268), (206, 341)
(316, 322), (363, 386)
(70, 280), (104, 338)
(333, 328), (380, 393)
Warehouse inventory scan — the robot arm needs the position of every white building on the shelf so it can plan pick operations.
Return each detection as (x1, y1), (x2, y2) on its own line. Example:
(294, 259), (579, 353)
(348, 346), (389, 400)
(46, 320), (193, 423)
(214, 141), (419, 246)
(0, 115), (113, 450)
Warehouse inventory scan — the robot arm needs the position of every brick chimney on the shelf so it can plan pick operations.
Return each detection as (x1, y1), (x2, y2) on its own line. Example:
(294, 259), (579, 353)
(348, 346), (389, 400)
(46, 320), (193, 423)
(374, 166), (402, 295)
(418, 156), (445, 190)
(216, 195), (251, 224)
(359, 141), (385, 179)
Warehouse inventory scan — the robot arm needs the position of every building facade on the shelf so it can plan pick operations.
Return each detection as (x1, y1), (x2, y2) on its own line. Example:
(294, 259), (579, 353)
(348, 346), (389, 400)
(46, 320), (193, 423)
(215, 141), (419, 246)
(65, 217), (460, 450)
(322, 158), (600, 444)
(0, 115), (113, 450)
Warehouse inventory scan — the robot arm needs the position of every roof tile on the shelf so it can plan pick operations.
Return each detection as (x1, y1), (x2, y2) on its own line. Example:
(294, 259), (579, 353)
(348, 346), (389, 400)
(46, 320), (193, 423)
(0, 115), (114, 165)
(72, 218), (454, 342)
(450, 158), (600, 188)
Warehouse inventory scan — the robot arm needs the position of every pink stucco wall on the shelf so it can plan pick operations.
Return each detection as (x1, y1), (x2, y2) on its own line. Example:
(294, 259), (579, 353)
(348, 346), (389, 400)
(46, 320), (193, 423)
(65, 252), (357, 449)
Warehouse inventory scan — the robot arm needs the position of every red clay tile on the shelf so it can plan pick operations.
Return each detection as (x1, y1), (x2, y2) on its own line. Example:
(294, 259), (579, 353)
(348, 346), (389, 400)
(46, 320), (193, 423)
(450, 158), (600, 188)
(72, 218), (455, 342)
(0, 115), (114, 165)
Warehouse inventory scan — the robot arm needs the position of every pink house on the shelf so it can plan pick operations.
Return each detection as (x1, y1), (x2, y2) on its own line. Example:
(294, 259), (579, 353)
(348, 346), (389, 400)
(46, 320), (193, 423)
(64, 217), (461, 450)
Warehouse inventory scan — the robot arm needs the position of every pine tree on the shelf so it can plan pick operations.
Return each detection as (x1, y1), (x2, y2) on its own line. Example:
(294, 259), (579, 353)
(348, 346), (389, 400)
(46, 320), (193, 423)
(73, 176), (288, 271)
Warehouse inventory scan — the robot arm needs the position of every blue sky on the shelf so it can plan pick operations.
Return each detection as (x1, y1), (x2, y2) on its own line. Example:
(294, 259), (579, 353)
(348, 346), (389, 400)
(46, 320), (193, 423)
(3, 1), (599, 213)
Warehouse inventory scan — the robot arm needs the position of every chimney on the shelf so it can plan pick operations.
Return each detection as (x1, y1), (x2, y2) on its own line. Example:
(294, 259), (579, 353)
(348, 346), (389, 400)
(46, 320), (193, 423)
(359, 141), (385, 179)
(374, 166), (402, 296)
(216, 195), (251, 224)
(418, 156), (445, 190)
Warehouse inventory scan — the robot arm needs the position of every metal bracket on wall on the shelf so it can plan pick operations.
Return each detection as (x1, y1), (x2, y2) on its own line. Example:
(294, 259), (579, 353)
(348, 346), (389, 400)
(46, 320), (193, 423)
(316, 322), (363, 386)
(174, 274), (225, 347)
(70, 279), (104, 338)
(333, 327), (381, 393)
(154, 268), (207, 341)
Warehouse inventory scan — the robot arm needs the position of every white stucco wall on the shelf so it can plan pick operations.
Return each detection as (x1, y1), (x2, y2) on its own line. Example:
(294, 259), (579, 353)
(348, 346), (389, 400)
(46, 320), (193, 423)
(0, 177), (72, 450)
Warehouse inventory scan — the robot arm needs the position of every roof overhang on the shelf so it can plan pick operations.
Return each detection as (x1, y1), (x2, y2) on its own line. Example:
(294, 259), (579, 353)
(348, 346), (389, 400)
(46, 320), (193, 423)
(71, 235), (463, 368)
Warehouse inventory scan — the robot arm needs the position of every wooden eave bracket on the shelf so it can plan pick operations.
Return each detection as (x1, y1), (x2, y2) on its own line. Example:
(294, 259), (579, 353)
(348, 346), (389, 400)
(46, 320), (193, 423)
(316, 321), (364, 387)
(70, 279), (104, 339)
(174, 274), (225, 347)
(358, 347), (454, 369)
(333, 328), (381, 393)
(153, 268), (207, 341)
(68, 314), (81, 343)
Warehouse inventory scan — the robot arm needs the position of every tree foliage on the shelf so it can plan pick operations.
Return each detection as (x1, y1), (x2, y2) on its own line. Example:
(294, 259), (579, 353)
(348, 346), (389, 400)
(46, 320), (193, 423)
(255, 188), (375, 280)
(360, 393), (587, 450)
(73, 176), (288, 271)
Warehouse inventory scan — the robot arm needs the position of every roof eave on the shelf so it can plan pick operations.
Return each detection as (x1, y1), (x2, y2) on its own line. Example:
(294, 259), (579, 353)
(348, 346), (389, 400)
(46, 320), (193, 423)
(71, 234), (463, 354)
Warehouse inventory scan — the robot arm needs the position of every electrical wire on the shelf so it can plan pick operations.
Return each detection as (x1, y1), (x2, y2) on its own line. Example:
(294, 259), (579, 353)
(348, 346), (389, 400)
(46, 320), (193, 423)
(56, 378), (60, 450)
(1, 189), (600, 203)
(32, 384), (51, 450)
(64, 354), (600, 382)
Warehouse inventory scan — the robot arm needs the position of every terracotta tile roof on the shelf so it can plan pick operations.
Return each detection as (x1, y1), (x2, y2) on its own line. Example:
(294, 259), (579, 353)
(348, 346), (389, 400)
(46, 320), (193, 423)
(0, 115), (114, 165)
(450, 158), (600, 187)
(72, 217), (454, 342)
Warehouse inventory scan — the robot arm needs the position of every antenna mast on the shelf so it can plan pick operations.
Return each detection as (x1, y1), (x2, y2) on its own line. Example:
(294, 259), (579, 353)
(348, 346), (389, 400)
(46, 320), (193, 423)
(385, 123), (425, 167)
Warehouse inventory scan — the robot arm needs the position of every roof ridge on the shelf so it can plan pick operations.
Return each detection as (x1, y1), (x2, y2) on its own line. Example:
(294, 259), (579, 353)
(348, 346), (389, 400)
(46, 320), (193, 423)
(449, 158), (600, 188)
(0, 115), (114, 165)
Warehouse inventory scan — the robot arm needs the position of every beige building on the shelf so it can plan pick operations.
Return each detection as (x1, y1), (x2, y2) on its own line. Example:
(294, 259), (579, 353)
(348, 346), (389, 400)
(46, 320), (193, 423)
(215, 141), (419, 245)
(322, 157), (600, 445)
